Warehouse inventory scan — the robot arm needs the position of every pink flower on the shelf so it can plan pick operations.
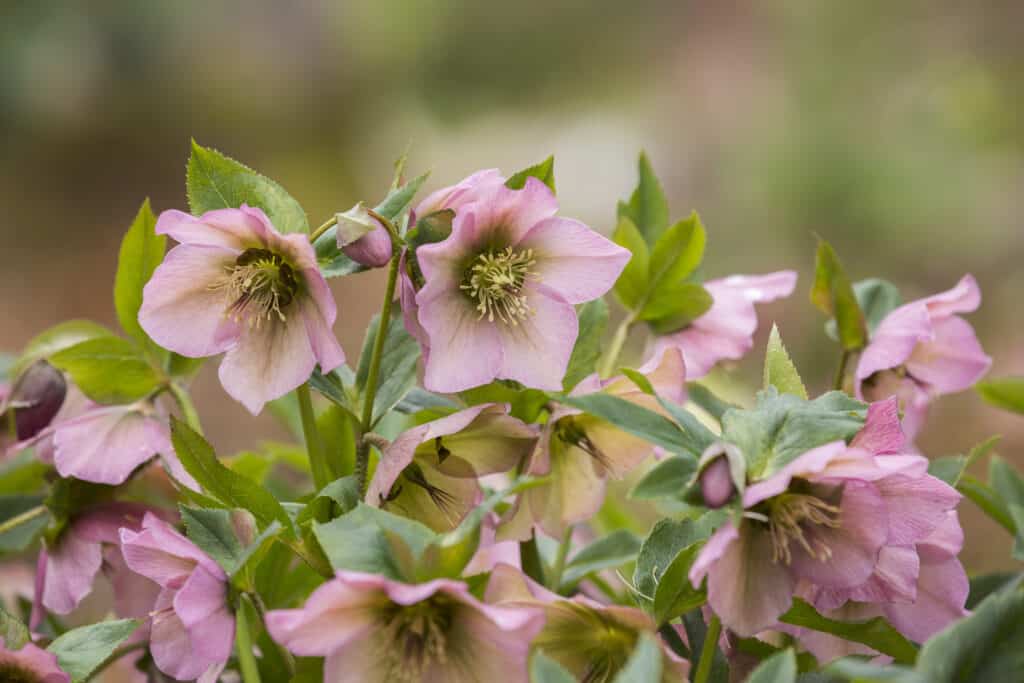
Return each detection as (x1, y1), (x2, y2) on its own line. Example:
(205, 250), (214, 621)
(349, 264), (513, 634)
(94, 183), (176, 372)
(486, 563), (690, 682)
(31, 503), (168, 629)
(855, 275), (991, 440)
(406, 171), (630, 392)
(0, 361), (66, 442)
(366, 403), (538, 532)
(499, 348), (686, 541)
(139, 205), (345, 414)
(266, 570), (544, 683)
(651, 271), (797, 379)
(120, 513), (234, 682)
(0, 638), (69, 683)
(336, 203), (392, 268)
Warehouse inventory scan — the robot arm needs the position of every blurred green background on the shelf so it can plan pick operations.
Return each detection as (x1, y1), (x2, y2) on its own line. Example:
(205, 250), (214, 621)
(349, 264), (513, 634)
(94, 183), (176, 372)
(2, 1), (1022, 574)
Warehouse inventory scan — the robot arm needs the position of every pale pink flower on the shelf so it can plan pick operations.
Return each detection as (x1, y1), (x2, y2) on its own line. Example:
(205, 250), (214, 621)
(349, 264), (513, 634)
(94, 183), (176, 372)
(0, 638), (69, 683)
(486, 563), (690, 682)
(651, 271), (797, 379)
(406, 171), (630, 392)
(120, 513), (233, 683)
(336, 203), (392, 268)
(498, 348), (686, 541)
(139, 205), (345, 414)
(366, 403), (537, 532)
(856, 275), (991, 440)
(266, 570), (544, 683)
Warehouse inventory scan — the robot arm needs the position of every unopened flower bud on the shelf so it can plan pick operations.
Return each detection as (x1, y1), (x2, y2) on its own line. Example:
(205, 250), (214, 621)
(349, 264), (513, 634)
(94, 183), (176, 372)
(699, 456), (735, 508)
(337, 203), (392, 268)
(4, 361), (66, 440)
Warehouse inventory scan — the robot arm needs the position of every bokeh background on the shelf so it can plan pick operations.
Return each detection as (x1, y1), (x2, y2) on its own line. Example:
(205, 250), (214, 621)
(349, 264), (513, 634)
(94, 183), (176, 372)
(2, 0), (1022, 577)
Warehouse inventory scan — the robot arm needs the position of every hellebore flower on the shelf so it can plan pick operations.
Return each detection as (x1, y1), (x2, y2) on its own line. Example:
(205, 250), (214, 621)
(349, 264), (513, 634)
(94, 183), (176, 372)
(0, 638), (69, 683)
(651, 271), (797, 379)
(139, 205), (345, 414)
(120, 513), (234, 683)
(266, 570), (544, 683)
(407, 171), (630, 392)
(336, 202), (392, 268)
(855, 275), (991, 440)
(498, 348), (686, 541)
(486, 563), (690, 682)
(366, 403), (538, 532)
(31, 503), (168, 628)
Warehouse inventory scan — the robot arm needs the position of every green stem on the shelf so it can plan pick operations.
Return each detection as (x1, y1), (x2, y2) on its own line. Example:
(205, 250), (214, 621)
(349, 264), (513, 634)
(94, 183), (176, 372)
(549, 526), (573, 592)
(296, 383), (331, 491)
(693, 614), (721, 683)
(599, 312), (636, 378)
(354, 249), (402, 495)
(309, 216), (337, 243)
(169, 382), (203, 435)
(235, 595), (263, 683)
(0, 505), (47, 537)
(833, 350), (851, 392)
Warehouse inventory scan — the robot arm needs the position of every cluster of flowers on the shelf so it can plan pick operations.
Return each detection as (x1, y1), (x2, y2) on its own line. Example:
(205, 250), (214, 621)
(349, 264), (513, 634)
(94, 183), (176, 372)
(0, 149), (1001, 683)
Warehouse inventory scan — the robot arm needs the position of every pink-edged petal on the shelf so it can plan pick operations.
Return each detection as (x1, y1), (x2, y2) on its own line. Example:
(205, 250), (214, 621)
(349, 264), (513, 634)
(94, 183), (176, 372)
(485, 562), (561, 605)
(855, 303), (932, 388)
(415, 211), (482, 284)
(138, 244), (242, 357)
(414, 169), (505, 217)
(41, 532), (102, 614)
(464, 516), (522, 575)
(851, 398), (905, 455)
(417, 283), (503, 393)
(150, 589), (211, 681)
(917, 511), (964, 562)
(103, 546), (161, 620)
(437, 598), (542, 683)
(175, 565), (234, 666)
(921, 274), (982, 318)
(604, 346), (687, 405)
(847, 545), (921, 604)
(875, 473), (960, 546)
(518, 216), (630, 304)
(399, 252), (430, 362)
(581, 419), (655, 479)
(52, 408), (160, 485)
(297, 272), (346, 371)
(429, 406), (538, 478)
(883, 556), (968, 642)
(906, 316), (991, 394)
(743, 441), (849, 507)
(535, 443), (607, 537)
(690, 522), (739, 587)
(495, 285), (578, 390)
(120, 513), (222, 585)
(155, 205), (271, 249)
(463, 176), (559, 247)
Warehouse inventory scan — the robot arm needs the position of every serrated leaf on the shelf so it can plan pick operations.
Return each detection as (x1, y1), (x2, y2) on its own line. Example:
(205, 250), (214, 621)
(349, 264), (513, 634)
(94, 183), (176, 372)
(560, 530), (641, 588)
(47, 619), (139, 683)
(49, 335), (163, 404)
(114, 199), (165, 347)
(180, 506), (244, 574)
(629, 456), (697, 500)
(376, 171), (430, 220)
(811, 239), (866, 351)
(977, 378), (1024, 415)
(187, 140), (309, 234)
(619, 152), (669, 244)
(611, 216), (650, 310)
(612, 632), (662, 683)
(562, 299), (608, 391)
(779, 598), (917, 664)
(12, 320), (112, 377)
(0, 606), (30, 650)
(764, 325), (808, 400)
(747, 649), (797, 683)
(651, 543), (705, 624)
(355, 314), (421, 426)
(633, 514), (720, 615)
(506, 156), (555, 192)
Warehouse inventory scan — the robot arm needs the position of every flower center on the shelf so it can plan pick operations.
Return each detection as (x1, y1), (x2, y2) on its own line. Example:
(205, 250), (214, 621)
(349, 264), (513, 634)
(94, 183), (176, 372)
(211, 248), (299, 327)
(460, 247), (535, 324)
(556, 417), (612, 471)
(380, 597), (454, 682)
(765, 492), (841, 564)
(0, 662), (46, 683)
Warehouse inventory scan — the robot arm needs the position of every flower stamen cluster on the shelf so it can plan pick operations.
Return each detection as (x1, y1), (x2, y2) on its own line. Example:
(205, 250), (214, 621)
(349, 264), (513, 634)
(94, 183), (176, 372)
(379, 597), (453, 682)
(210, 247), (298, 327)
(765, 491), (841, 565)
(460, 247), (536, 324)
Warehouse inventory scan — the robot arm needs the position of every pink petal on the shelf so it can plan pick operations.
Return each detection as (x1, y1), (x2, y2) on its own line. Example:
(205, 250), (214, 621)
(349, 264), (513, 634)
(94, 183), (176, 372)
(52, 408), (162, 485)
(875, 473), (960, 546)
(0, 639), (70, 683)
(297, 271), (346, 372)
(415, 211), (483, 284)
(855, 303), (932, 389)
(150, 588), (214, 681)
(41, 531), (102, 614)
(416, 282), (503, 393)
(414, 169), (505, 217)
(916, 511), (964, 562)
(851, 398), (905, 455)
(495, 285), (578, 390)
(138, 243), (242, 358)
(120, 513), (223, 586)
(438, 598), (542, 683)
(846, 545), (921, 604)
(906, 316), (991, 394)
(883, 556), (968, 642)
(104, 546), (161, 620)
(174, 565), (234, 667)
(155, 206), (272, 248)
(920, 274), (981, 318)
(517, 216), (630, 304)
(485, 562), (561, 605)
(743, 441), (850, 507)
(342, 226), (392, 268)
(463, 176), (559, 248)
(399, 252), (430, 362)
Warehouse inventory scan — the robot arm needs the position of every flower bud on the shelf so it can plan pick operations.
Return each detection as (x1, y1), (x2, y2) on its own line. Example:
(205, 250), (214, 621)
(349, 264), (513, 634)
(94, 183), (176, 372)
(3, 361), (67, 440)
(337, 203), (392, 268)
(699, 456), (735, 508)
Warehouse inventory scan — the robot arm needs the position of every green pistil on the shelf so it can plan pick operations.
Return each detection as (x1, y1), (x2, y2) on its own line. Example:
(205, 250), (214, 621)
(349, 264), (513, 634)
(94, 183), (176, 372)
(460, 246), (535, 324)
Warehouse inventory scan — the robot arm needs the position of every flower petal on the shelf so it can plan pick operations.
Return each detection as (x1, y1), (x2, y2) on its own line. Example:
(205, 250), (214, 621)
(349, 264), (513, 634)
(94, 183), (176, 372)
(854, 302), (932, 390)
(906, 316), (991, 394)
(875, 472), (960, 546)
(417, 281), (503, 393)
(495, 285), (578, 390)
(297, 269), (346, 372)
(883, 556), (968, 643)
(174, 565), (234, 667)
(52, 408), (161, 485)
(41, 531), (102, 615)
(851, 398), (905, 455)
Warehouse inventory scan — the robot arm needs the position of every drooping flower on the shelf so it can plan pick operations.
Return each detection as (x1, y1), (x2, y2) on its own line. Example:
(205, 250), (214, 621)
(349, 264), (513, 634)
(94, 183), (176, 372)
(406, 171), (630, 392)
(336, 202), (392, 268)
(139, 205), (345, 414)
(266, 570), (544, 683)
(0, 637), (69, 683)
(486, 563), (690, 682)
(366, 403), (538, 532)
(31, 503), (168, 629)
(498, 348), (686, 541)
(855, 274), (991, 440)
(651, 271), (798, 379)
(120, 513), (234, 683)
(689, 434), (959, 638)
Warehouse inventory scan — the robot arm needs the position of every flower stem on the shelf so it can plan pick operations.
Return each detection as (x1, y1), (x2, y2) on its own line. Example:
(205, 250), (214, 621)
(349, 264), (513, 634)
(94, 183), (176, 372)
(296, 383), (331, 491)
(548, 526), (574, 592)
(599, 312), (636, 378)
(235, 595), (263, 683)
(354, 250), (402, 496)
(833, 350), (851, 392)
(693, 613), (721, 683)
(169, 382), (203, 435)
(309, 216), (338, 243)
(0, 505), (47, 537)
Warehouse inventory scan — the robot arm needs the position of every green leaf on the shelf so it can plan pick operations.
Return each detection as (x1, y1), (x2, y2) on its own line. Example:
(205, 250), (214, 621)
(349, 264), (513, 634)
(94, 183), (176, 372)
(990, 455), (1024, 515)
(764, 324), (808, 400)
(612, 632), (663, 683)
(779, 598), (917, 665)
(170, 417), (294, 534)
(186, 140), (309, 234)
(811, 239), (867, 351)
(557, 392), (701, 457)
(376, 171), (430, 220)
(633, 515), (720, 622)
(506, 156), (555, 193)
(977, 378), (1024, 415)
(0, 494), (50, 551)
(747, 649), (797, 683)
(314, 504), (436, 581)
(49, 335), (163, 404)
(407, 209), (454, 249)
(355, 313), (421, 426)
(618, 152), (669, 244)
(394, 388), (460, 415)
(968, 572), (1019, 609)
(563, 299), (608, 391)
(825, 658), (924, 682)
(640, 282), (714, 334)
(827, 279), (902, 341)
(47, 619), (139, 683)
(0, 450), (49, 495)
(651, 543), (706, 624)
(12, 320), (112, 377)
(644, 212), (706, 297)
(560, 530), (641, 588)
(114, 199), (166, 347)
(611, 217), (650, 310)
(180, 506), (244, 573)
(630, 456), (698, 500)
(686, 383), (736, 423)
(530, 651), (576, 683)
(297, 475), (360, 524)
(958, 473), (1015, 534)
(0, 605), (30, 650)
(314, 241), (366, 279)
(682, 611), (729, 683)
(916, 579), (1024, 682)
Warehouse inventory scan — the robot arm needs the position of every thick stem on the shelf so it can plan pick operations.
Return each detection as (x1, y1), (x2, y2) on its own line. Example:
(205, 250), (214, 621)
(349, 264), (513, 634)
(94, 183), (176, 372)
(0, 505), (47, 537)
(235, 595), (263, 683)
(169, 382), (203, 435)
(832, 350), (851, 392)
(309, 216), (338, 243)
(548, 526), (574, 592)
(599, 312), (636, 378)
(296, 383), (331, 491)
(693, 614), (722, 683)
